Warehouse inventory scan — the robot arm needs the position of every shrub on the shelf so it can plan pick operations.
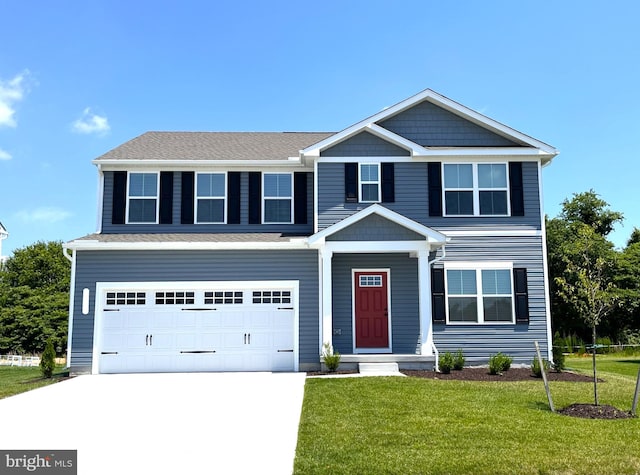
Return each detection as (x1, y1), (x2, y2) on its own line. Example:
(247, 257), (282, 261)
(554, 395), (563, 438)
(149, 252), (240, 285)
(40, 338), (56, 379)
(488, 352), (513, 375)
(552, 332), (566, 372)
(453, 349), (465, 370)
(531, 357), (551, 378)
(321, 343), (341, 372)
(439, 352), (454, 374)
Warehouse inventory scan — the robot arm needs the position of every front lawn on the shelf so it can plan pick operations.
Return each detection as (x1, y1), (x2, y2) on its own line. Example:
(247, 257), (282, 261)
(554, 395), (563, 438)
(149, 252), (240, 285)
(294, 361), (640, 474)
(0, 366), (67, 399)
(566, 354), (640, 379)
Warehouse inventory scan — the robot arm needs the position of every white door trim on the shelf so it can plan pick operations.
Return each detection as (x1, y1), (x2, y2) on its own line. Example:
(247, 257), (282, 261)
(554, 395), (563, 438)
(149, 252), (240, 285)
(92, 280), (299, 374)
(351, 268), (392, 354)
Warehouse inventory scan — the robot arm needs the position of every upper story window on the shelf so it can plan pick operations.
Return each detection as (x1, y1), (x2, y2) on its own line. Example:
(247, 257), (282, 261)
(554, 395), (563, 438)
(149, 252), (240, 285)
(443, 163), (509, 216)
(196, 173), (226, 223)
(127, 172), (158, 223)
(359, 164), (380, 203)
(446, 266), (514, 324)
(263, 173), (292, 224)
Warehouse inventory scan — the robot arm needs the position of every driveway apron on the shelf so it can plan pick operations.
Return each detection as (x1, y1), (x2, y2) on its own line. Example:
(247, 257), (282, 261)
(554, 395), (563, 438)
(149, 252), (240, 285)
(0, 372), (307, 474)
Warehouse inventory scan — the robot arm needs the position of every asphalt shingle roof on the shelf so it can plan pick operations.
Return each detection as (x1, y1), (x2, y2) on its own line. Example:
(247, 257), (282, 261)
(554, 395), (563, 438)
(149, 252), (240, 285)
(95, 131), (334, 162)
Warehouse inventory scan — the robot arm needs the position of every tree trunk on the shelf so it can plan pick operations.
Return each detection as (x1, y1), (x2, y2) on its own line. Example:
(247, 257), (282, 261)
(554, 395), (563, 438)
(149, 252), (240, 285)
(592, 325), (599, 406)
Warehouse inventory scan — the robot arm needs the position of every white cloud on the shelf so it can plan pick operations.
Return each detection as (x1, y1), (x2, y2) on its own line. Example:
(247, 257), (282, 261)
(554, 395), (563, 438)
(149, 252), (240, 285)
(0, 148), (11, 160)
(15, 207), (72, 224)
(72, 107), (110, 135)
(0, 71), (29, 128)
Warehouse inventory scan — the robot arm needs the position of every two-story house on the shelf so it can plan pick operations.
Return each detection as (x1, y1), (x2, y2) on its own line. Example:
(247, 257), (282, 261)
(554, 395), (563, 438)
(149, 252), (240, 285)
(63, 89), (557, 374)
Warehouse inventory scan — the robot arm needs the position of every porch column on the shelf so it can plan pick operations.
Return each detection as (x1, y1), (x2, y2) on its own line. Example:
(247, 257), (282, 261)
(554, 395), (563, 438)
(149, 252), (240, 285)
(320, 248), (334, 351)
(417, 249), (434, 355)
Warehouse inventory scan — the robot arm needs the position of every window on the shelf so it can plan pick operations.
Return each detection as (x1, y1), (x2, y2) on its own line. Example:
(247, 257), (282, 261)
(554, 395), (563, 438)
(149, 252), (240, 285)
(252, 290), (291, 304)
(446, 267), (514, 323)
(106, 292), (146, 306)
(263, 173), (292, 223)
(359, 275), (382, 287)
(155, 291), (195, 305)
(359, 164), (380, 202)
(196, 173), (226, 223)
(128, 173), (158, 223)
(443, 163), (509, 216)
(205, 291), (243, 305)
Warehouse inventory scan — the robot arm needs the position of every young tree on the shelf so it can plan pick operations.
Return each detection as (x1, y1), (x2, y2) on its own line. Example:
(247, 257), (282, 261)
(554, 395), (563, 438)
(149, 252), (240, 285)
(555, 224), (618, 405)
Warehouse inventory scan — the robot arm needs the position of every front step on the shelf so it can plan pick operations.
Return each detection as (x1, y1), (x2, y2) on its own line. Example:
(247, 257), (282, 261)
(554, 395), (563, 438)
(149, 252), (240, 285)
(358, 362), (403, 376)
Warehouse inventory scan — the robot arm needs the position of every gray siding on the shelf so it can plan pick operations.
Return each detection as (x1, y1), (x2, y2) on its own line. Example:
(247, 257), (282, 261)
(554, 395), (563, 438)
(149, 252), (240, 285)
(102, 171), (314, 235)
(321, 131), (409, 157)
(70, 249), (319, 372)
(327, 214), (425, 241)
(331, 253), (420, 355)
(432, 234), (548, 365)
(317, 161), (541, 231)
(378, 101), (521, 147)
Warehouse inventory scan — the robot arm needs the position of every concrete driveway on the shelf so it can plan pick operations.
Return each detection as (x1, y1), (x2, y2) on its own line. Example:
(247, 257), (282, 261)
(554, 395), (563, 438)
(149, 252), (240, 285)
(0, 372), (307, 474)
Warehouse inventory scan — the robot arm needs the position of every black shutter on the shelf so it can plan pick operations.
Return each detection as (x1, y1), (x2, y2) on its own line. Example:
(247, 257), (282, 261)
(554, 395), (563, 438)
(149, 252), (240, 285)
(227, 172), (241, 224)
(344, 163), (358, 203)
(248, 172), (262, 224)
(513, 268), (529, 324)
(181, 172), (194, 224)
(159, 172), (173, 224)
(381, 163), (395, 203)
(294, 172), (308, 225)
(509, 162), (524, 217)
(431, 267), (446, 323)
(112, 171), (127, 225)
(428, 162), (442, 217)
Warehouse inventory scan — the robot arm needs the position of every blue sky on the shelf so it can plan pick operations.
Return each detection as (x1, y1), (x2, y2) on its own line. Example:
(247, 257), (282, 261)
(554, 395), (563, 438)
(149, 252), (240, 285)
(1, 1), (639, 256)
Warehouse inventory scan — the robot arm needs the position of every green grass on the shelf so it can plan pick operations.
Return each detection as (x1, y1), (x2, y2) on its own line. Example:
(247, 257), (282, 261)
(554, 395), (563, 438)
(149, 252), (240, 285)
(0, 366), (67, 399)
(566, 354), (640, 379)
(295, 360), (640, 475)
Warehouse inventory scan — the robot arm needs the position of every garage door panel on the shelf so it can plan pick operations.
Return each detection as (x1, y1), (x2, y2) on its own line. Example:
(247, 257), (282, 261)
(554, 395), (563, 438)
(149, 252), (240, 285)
(98, 285), (296, 373)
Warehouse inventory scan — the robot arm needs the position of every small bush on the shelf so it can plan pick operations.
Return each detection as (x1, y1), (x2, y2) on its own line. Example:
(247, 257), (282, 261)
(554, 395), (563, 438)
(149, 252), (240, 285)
(531, 357), (550, 378)
(488, 352), (513, 375)
(453, 349), (465, 370)
(552, 332), (565, 372)
(40, 338), (56, 379)
(321, 343), (341, 372)
(439, 352), (454, 374)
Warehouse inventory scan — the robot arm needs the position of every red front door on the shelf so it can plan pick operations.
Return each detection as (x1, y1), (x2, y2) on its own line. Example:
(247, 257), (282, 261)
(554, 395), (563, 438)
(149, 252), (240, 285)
(354, 271), (389, 349)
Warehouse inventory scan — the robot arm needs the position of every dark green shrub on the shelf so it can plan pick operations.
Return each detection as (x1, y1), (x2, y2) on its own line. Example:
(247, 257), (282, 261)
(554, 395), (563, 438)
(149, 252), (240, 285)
(488, 352), (513, 375)
(453, 349), (465, 370)
(552, 332), (565, 372)
(439, 352), (454, 374)
(531, 357), (550, 378)
(321, 343), (341, 372)
(40, 338), (56, 379)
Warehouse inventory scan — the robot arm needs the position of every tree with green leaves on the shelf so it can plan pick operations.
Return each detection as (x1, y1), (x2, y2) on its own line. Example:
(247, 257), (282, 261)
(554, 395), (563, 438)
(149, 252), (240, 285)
(0, 241), (70, 355)
(555, 224), (618, 405)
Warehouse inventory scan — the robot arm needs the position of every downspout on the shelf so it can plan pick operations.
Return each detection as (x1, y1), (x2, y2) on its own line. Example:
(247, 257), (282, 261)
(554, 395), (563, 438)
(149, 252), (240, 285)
(63, 245), (75, 369)
(428, 244), (447, 372)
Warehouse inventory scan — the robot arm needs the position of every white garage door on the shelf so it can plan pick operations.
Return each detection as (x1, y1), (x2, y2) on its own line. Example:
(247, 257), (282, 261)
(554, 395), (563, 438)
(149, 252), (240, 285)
(95, 282), (297, 373)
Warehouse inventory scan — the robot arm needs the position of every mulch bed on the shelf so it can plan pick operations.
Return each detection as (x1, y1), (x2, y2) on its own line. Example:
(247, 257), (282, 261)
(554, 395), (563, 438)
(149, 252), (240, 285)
(401, 367), (598, 382)
(559, 403), (633, 419)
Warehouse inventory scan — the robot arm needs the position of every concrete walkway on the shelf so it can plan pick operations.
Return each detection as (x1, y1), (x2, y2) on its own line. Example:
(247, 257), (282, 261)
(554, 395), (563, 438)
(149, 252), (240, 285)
(0, 372), (307, 474)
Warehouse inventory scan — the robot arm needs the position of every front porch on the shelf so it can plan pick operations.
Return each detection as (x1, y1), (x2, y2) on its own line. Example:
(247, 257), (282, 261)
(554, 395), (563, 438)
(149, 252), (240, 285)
(322, 353), (437, 371)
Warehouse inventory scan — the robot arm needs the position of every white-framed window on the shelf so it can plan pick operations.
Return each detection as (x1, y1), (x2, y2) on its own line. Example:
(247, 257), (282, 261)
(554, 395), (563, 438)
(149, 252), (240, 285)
(359, 163), (380, 203)
(196, 172), (226, 223)
(445, 263), (514, 324)
(263, 173), (293, 224)
(359, 275), (383, 287)
(127, 172), (159, 223)
(443, 163), (509, 216)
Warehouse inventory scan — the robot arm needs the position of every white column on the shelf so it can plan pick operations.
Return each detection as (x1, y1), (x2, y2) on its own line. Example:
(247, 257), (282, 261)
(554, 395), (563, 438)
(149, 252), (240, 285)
(320, 249), (334, 352)
(417, 249), (433, 355)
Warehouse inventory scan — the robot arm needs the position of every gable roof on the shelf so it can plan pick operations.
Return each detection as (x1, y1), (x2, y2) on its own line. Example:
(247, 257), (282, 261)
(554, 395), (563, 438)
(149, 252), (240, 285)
(308, 204), (447, 246)
(301, 89), (558, 162)
(94, 131), (333, 164)
(0, 222), (7, 236)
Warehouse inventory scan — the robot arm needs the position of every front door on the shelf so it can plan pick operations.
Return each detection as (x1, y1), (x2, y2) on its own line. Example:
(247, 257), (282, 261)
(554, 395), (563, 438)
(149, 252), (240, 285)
(354, 271), (389, 349)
